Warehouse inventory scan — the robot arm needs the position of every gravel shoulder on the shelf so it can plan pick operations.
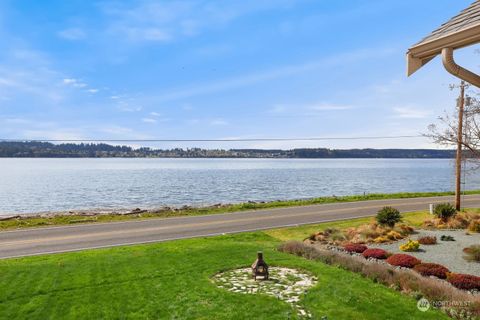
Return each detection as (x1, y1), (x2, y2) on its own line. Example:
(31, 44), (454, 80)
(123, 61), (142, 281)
(371, 230), (480, 276)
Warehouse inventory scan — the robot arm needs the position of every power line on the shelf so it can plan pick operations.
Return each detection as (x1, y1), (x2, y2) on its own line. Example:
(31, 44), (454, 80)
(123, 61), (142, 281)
(0, 135), (424, 142)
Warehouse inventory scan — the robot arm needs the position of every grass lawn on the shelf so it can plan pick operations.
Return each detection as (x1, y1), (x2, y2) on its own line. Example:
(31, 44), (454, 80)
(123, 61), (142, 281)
(2, 190), (476, 230)
(0, 218), (448, 319)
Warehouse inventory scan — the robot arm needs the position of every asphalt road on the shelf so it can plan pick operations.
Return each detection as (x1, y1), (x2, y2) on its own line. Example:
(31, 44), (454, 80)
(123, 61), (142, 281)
(1, 195), (480, 259)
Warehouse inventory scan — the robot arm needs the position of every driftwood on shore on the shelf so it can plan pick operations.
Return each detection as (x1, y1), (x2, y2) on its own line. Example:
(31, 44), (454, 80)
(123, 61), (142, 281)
(0, 215), (21, 221)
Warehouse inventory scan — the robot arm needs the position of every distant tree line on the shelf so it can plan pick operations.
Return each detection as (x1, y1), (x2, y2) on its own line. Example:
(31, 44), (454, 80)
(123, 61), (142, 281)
(0, 141), (455, 158)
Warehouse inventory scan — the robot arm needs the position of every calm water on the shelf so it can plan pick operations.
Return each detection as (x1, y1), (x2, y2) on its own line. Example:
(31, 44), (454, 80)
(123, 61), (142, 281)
(0, 158), (478, 215)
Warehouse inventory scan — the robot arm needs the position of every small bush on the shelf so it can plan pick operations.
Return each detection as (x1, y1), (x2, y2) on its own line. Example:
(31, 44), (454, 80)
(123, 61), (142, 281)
(397, 224), (414, 235)
(447, 273), (480, 291)
(343, 243), (368, 253)
(468, 219), (480, 232)
(277, 241), (321, 260)
(423, 210), (480, 231)
(308, 228), (346, 244)
(417, 236), (437, 245)
(463, 245), (480, 262)
(413, 263), (450, 279)
(376, 206), (402, 228)
(440, 235), (455, 241)
(278, 241), (308, 255)
(433, 203), (457, 221)
(373, 236), (389, 243)
(386, 254), (421, 268)
(399, 239), (420, 252)
(362, 248), (389, 259)
(386, 230), (402, 240)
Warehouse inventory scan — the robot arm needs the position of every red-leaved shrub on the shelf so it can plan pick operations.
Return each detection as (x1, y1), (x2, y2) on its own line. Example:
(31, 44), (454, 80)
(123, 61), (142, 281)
(362, 248), (389, 259)
(447, 273), (480, 291)
(417, 236), (437, 245)
(413, 263), (450, 279)
(386, 254), (421, 268)
(343, 243), (368, 253)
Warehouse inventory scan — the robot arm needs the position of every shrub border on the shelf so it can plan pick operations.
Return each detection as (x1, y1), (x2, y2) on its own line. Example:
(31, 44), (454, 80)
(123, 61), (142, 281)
(278, 241), (480, 319)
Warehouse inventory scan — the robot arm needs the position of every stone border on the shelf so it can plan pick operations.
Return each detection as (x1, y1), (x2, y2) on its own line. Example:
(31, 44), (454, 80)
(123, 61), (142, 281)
(212, 267), (317, 318)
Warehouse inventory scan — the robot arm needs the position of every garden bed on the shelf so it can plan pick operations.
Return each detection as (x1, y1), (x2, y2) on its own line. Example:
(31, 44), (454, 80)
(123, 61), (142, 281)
(371, 230), (480, 276)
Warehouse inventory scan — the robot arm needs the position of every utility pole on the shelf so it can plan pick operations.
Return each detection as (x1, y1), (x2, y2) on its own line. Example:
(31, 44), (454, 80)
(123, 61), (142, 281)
(455, 81), (466, 211)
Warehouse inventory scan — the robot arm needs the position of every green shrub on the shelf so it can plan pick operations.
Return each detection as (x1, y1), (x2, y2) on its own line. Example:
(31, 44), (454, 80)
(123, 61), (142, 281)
(440, 235), (455, 241)
(433, 203), (457, 221)
(376, 206), (402, 228)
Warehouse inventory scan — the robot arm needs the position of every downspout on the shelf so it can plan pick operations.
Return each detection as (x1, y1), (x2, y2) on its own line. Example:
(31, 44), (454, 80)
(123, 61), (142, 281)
(442, 47), (480, 88)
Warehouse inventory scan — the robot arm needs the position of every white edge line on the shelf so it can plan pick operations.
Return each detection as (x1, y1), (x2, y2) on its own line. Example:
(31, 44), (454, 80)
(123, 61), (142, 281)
(0, 194), (469, 234)
(0, 210), (420, 260)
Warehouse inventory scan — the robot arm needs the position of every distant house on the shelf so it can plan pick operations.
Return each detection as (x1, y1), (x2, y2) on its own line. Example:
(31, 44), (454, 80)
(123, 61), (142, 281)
(407, 0), (480, 87)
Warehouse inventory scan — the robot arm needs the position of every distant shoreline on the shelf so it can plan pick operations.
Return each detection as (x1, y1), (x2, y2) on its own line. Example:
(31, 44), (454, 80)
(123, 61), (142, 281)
(0, 141), (455, 158)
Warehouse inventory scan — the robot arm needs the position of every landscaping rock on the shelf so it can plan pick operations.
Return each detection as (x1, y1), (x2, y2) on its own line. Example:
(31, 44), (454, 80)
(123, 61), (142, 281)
(212, 267), (317, 318)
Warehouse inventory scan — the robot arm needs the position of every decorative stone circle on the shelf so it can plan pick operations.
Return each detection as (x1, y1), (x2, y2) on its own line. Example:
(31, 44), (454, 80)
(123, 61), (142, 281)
(212, 267), (317, 318)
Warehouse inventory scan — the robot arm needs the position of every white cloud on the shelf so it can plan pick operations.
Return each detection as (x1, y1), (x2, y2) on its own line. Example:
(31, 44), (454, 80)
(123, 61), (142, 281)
(142, 117), (157, 123)
(185, 118), (229, 126)
(94, 126), (153, 140)
(0, 77), (17, 87)
(121, 27), (171, 42)
(150, 112), (161, 116)
(101, 0), (300, 43)
(62, 78), (76, 84)
(118, 104), (142, 112)
(87, 88), (99, 94)
(100, 126), (133, 135)
(63, 78), (87, 88)
(3, 117), (31, 124)
(307, 104), (354, 111)
(20, 129), (86, 141)
(57, 28), (86, 40)
(0, 63), (65, 103)
(393, 106), (433, 119)
(265, 103), (353, 117)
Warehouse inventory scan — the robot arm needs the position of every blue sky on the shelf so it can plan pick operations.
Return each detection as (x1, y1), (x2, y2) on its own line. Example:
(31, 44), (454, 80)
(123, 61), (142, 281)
(0, 0), (478, 149)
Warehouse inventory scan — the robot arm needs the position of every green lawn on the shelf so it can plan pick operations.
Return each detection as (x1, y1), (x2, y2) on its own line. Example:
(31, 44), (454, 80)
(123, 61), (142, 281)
(2, 190), (476, 230)
(0, 229), (447, 319)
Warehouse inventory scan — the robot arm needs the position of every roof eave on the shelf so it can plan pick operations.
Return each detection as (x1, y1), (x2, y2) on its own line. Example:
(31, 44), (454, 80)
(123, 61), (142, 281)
(407, 23), (480, 76)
